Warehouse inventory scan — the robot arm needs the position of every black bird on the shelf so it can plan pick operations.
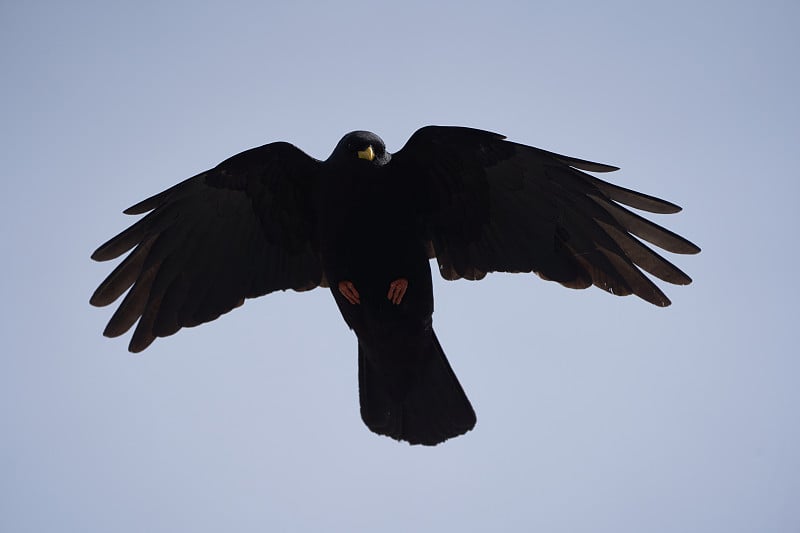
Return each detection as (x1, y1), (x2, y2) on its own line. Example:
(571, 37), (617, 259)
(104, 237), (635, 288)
(90, 126), (700, 445)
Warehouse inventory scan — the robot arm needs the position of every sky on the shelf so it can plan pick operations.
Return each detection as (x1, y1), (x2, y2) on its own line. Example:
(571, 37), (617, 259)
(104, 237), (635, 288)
(2, 1), (798, 531)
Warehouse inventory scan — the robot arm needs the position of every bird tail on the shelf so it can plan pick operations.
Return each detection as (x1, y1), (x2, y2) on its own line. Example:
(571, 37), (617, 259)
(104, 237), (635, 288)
(358, 331), (476, 446)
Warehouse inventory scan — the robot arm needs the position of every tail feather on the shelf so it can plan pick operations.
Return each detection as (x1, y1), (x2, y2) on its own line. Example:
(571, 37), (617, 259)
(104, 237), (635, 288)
(358, 332), (476, 446)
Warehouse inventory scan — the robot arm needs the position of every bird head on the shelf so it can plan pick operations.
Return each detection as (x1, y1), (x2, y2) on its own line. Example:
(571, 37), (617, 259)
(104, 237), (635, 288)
(329, 131), (391, 166)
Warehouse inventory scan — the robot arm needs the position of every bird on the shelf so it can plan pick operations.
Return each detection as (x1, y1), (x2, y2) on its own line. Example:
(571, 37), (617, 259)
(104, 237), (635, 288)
(90, 125), (700, 446)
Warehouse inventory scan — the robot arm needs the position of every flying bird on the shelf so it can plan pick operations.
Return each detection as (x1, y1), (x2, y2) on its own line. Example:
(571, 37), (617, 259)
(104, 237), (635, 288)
(90, 126), (700, 445)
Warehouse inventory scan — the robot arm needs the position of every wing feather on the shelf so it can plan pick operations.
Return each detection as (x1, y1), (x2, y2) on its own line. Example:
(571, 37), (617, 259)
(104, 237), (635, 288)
(91, 142), (322, 352)
(394, 125), (699, 306)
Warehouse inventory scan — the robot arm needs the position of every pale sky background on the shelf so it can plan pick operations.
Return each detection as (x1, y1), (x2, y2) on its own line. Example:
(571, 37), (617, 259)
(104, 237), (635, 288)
(2, 1), (798, 532)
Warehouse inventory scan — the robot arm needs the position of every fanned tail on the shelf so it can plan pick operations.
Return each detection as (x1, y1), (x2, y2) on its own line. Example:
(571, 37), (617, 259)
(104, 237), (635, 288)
(358, 331), (475, 446)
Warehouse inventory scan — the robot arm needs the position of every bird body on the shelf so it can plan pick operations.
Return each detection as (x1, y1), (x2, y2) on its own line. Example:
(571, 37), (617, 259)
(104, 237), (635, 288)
(91, 126), (699, 445)
(318, 134), (475, 444)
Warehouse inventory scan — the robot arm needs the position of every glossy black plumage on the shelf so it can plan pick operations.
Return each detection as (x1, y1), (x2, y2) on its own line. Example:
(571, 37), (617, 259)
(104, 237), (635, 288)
(91, 126), (699, 445)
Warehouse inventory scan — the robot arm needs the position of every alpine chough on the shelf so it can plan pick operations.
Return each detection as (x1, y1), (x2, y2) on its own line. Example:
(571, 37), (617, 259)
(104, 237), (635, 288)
(90, 126), (700, 445)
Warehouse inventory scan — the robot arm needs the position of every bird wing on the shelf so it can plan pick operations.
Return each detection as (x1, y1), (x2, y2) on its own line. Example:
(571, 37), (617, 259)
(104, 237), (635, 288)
(90, 141), (323, 352)
(393, 126), (700, 306)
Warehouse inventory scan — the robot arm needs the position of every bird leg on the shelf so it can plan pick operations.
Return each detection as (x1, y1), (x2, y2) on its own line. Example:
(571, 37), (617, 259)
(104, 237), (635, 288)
(387, 278), (408, 305)
(338, 280), (360, 305)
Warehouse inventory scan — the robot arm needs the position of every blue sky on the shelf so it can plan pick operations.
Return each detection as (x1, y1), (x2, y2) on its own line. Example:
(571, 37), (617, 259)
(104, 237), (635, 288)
(2, 1), (798, 531)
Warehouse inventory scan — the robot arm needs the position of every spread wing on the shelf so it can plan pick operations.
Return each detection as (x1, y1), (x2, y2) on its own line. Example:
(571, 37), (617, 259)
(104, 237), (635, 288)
(90, 142), (323, 352)
(393, 126), (700, 306)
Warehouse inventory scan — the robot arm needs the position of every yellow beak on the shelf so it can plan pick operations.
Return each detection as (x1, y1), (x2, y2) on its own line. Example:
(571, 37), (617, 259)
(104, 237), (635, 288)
(357, 145), (375, 161)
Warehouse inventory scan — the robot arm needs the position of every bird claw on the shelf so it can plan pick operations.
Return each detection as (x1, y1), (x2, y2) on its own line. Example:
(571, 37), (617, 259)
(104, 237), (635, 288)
(387, 278), (408, 305)
(338, 280), (360, 305)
